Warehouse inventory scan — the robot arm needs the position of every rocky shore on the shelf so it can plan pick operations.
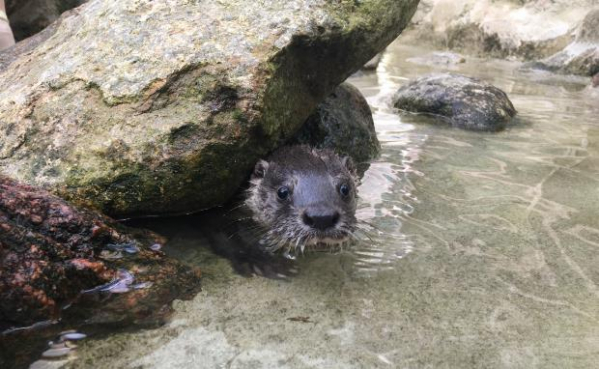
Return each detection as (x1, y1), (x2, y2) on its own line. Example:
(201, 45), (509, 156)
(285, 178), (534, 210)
(1, 0), (597, 368)
(0, 0), (418, 366)
(404, 0), (599, 80)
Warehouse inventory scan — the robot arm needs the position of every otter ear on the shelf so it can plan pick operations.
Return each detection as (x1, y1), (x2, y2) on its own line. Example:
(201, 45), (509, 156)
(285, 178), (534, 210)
(341, 156), (356, 176)
(253, 160), (269, 178)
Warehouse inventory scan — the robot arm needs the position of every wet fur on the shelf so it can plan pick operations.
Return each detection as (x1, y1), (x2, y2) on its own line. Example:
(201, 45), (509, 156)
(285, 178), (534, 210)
(245, 145), (358, 254)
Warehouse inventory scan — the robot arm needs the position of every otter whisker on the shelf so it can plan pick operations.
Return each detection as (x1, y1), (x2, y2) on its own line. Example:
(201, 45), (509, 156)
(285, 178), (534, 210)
(225, 202), (249, 214)
(225, 216), (255, 225)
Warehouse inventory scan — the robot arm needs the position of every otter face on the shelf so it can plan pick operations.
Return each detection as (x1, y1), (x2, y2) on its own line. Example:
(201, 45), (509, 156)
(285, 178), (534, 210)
(245, 146), (358, 253)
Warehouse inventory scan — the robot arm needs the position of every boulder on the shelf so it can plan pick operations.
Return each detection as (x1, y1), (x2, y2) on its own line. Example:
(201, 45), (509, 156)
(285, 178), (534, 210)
(403, 0), (593, 60)
(292, 83), (380, 164)
(392, 73), (517, 132)
(5, 0), (87, 41)
(0, 175), (201, 367)
(0, 175), (202, 329)
(529, 8), (599, 76)
(0, 0), (419, 218)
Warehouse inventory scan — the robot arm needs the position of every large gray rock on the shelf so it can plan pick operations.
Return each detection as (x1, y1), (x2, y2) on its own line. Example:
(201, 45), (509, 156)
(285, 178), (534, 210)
(530, 8), (599, 76)
(404, 0), (593, 60)
(0, 0), (419, 218)
(393, 73), (517, 132)
(5, 0), (87, 41)
(293, 83), (380, 164)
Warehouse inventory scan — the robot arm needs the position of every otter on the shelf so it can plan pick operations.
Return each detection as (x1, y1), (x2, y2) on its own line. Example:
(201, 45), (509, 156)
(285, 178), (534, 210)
(128, 146), (360, 278)
(245, 145), (359, 255)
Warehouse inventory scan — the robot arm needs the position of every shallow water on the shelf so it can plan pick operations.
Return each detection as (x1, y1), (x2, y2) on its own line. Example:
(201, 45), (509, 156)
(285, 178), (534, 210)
(50, 40), (599, 368)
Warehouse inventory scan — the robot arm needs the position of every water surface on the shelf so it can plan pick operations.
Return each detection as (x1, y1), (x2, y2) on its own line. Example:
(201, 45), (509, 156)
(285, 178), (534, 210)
(56, 40), (599, 368)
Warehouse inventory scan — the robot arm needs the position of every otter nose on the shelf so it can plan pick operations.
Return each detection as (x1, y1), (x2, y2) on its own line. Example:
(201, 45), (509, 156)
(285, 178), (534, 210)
(302, 209), (340, 230)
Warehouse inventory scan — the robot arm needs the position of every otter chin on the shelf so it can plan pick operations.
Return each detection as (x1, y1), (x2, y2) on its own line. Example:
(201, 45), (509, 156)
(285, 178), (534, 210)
(245, 145), (358, 254)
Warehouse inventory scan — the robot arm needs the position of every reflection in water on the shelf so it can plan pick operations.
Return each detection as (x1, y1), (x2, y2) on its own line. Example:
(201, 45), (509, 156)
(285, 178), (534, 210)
(72, 42), (599, 368)
(348, 59), (427, 274)
(336, 42), (599, 365)
(382, 45), (598, 366)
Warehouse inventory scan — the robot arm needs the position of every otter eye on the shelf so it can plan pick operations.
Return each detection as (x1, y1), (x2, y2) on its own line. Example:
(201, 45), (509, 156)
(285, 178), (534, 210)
(277, 186), (291, 201)
(339, 184), (350, 198)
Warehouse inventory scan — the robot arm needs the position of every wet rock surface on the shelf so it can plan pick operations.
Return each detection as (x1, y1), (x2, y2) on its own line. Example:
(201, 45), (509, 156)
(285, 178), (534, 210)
(0, 0), (418, 218)
(292, 83), (380, 164)
(0, 175), (201, 368)
(5, 0), (87, 41)
(405, 0), (594, 60)
(529, 8), (599, 76)
(392, 73), (517, 132)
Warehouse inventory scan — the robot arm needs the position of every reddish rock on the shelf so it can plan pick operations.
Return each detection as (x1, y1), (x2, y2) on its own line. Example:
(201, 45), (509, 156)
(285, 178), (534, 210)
(0, 175), (201, 367)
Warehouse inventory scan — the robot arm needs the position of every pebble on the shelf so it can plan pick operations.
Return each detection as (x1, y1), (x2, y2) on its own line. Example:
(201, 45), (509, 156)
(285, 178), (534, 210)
(30, 360), (59, 369)
(61, 332), (87, 341)
(99, 250), (124, 260)
(41, 347), (72, 359)
(123, 244), (139, 254)
(109, 285), (131, 293)
(48, 342), (67, 349)
(117, 269), (134, 284)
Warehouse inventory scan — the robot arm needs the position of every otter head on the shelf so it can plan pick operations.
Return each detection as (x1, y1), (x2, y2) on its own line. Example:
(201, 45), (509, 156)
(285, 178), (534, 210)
(246, 146), (358, 253)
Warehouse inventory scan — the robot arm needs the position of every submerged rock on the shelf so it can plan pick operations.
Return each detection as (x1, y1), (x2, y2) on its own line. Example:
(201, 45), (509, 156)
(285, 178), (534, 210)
(529, 8), (599, 76)
(292, 83), (379, 164)
(0, 0), (419, 218)
(0, 175), (201, 367)
(392, 73), (517, 132)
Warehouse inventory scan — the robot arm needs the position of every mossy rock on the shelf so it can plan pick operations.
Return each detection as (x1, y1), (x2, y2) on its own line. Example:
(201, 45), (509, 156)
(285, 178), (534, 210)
(0, 0), (419, 217)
